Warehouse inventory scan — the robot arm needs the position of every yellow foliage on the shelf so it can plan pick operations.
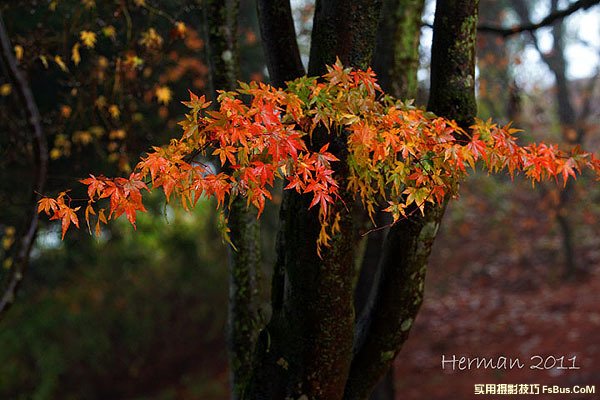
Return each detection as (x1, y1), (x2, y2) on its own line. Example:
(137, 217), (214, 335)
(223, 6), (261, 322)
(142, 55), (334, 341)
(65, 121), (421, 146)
(2, 226), (15, 251)
(50, 148), (62, 160)
(71, 43), (81, 65)
(80, 30), (97, 48)
(0, 84), (12, 96)
(139, 28), (163, 50)
(73, 130), (93, 145)
(39, 55), (49, 68)
(81, 0), (95, 9)
(14, 45), (23, 62)
(95, 96), (107, 108)
(108, 104), (120, 119)
(155, 85), (172, 105)
(123, 54), (144, 69)
(174, 21), (187, 38)
(102, 25), (116, 39)
(109, 129), (127, 140)
(54, 55), (69, 72)
(89, 125), (105, 138)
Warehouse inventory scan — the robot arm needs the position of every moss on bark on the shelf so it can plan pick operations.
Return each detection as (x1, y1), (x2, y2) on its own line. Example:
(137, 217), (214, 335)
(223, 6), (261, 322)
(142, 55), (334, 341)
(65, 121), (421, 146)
(202, 1), (261, 398)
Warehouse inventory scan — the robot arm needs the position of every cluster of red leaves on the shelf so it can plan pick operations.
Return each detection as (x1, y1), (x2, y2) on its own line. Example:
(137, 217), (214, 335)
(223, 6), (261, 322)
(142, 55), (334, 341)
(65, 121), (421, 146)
(38, 60), (600, 246)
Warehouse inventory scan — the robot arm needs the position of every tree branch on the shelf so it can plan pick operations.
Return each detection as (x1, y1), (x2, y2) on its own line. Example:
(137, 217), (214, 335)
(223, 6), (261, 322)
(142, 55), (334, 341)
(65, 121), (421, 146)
(478, 0), (599, 37)
(0, 12), (48, 318)
(352, 2), (425, 398)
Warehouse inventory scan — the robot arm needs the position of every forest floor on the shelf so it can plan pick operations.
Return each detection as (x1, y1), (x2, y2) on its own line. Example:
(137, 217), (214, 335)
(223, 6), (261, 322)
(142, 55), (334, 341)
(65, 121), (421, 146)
(394, 179), (600, 400)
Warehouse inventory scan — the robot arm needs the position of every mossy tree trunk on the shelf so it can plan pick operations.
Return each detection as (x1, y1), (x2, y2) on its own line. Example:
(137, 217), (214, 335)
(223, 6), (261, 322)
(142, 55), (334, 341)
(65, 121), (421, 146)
(356, 2), (425, 399)
(202, 1), (261, 398)
(346, 2), (479, 399)
(206, 0), (480, 398)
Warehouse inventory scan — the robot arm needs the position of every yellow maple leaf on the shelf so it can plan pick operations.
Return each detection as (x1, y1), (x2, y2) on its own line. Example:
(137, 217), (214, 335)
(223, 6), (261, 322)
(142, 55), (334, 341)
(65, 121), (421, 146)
(134, 0), (146, 6)
(95, 95), (107, 109)
(14, 45), (23, 62)
(102, 25), (116, 39)
(155, 86), (172, 105)
(72, 43), (81, 65)
(54, 55), (69, 72)
(109, 129), (127, 140)
(50, 148), (62, 160)
(73, 130), (93, 145)
(39, 55), (49, 69)
(80, 31), (97, 49)
(0, 84), (12, 96)
(81, 0), (95, 9)
(108, 104), (120, 119)
(174, 21), (187, 38)
(139, 28), (163, 50)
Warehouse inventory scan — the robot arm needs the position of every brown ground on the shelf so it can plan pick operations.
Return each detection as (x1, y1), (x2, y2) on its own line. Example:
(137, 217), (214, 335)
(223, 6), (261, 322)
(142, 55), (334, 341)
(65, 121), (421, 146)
(394, 181), (600, 400)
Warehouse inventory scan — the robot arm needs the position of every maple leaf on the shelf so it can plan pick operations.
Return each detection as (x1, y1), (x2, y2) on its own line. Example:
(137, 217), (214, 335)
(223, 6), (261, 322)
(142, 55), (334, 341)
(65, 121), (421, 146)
(71, 43), (81, 65)
(213, 146), (237, 166)
(37, 197), (58, 215)
(557, 157), (578, 186)
(155, 86), (172, 105)
(102, 25), (116, 39)
(50, 204), (80, 239)
(80, 174), (106, 198)
(108, 104), (120, 119)
(14, 45), (23, 62)
(35, 61), (600, 251)
(113, 198), (147, 227)
(54, 55), (68, 72)
(80, 31), (97, 48)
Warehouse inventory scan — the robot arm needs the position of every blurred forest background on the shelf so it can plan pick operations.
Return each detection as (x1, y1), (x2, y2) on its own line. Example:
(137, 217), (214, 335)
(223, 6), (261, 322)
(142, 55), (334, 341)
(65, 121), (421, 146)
(0, 0), (598, 399)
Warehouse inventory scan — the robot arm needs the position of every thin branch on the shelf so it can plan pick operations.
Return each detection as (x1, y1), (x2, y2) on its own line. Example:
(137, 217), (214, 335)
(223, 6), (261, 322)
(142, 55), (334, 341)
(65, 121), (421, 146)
(478, 0), (600, 37)
(0, 12), (48, 317)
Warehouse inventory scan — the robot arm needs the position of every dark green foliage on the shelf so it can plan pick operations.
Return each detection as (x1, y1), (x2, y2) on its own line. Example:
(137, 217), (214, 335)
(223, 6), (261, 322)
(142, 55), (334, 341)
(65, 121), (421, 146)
(0, 199), (229, 400)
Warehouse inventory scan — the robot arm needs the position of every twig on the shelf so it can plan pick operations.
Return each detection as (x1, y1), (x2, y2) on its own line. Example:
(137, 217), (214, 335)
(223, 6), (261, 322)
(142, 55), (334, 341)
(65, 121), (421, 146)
(422, 0), (600, 38)
(478, 0), (600, 37)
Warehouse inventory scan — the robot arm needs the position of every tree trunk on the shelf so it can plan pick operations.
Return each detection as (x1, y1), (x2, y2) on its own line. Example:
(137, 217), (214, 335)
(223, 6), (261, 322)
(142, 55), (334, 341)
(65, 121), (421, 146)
(202, 1), (261, 397)
(246, 1), (382, 399)
(356, 2), (425, 399)
(243, 0), (480, 398)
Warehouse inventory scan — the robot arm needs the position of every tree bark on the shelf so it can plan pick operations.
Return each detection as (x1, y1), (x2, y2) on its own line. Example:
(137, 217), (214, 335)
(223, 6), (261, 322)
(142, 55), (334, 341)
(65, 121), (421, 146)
(372, 0), (425, 99)
(246, 1), (382, 399)
(257, 0), (305, 88)
(202, 1), (261, 397)
(344, 2), (479, 399)
(355, 2), (425, 399)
